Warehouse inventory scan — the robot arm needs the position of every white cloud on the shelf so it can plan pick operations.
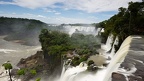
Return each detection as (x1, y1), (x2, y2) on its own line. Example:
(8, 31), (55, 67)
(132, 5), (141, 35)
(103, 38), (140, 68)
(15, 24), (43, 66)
(13, 0), (65, 9)
(43, 8), (61, 15)
(0, 0), (142, 12)
(37, 15), (47, 18)
(63, 0), (142, 12)
(0, 1), (15, 5)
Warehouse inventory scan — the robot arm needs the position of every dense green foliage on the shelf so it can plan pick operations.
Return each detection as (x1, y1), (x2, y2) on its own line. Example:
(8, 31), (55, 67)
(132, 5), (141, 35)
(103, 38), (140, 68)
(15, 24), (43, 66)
(98, 2), (144, 49)
(71, 33), (100, 55)
(39, 29), (71, 70)
(39, 29), (70, 57)
(2, 62), (13, 70)
(39, 29), (100, 66)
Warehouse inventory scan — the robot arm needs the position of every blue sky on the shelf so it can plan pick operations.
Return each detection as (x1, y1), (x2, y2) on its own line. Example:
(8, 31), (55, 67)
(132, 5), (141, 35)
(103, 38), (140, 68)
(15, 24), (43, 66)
(0, 0), (142, 24)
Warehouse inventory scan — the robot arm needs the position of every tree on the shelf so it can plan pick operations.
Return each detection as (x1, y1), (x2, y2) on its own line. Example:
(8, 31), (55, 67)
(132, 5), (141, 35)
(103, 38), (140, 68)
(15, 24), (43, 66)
(99, 2), (144, 51)
(2, 62), (13, 81)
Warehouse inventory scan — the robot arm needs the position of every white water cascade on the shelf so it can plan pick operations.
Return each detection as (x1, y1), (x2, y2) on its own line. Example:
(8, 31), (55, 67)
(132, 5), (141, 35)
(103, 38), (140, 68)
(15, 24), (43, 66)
(54, 34), (113, 81)
(55, 62), (107, 81)
(63, 25), (99, 35)
(56, 35), (139, 81)
(101, 34), (114, 52)
(110, 36), (119, 57)
(103, 36), (133, 81)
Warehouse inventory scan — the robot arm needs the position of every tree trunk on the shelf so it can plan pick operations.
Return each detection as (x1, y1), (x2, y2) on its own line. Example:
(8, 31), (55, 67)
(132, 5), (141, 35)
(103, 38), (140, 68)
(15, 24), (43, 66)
(8, 69), (12, 81)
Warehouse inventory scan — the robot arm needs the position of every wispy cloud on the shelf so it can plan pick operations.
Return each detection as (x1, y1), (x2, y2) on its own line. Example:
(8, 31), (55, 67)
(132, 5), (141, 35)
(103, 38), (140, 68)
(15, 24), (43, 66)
(0, 0), (142, 13)
(0, 1), (15, 5)
(37, 15), (47, 18)
(43, 8), (61, 15)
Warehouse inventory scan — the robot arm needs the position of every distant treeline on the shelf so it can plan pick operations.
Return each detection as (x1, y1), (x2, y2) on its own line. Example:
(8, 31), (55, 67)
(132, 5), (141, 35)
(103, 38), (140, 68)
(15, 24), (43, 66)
(97, 2), (144, 49)
(0, 17), (48, 45)
(0, 16), (47, 35)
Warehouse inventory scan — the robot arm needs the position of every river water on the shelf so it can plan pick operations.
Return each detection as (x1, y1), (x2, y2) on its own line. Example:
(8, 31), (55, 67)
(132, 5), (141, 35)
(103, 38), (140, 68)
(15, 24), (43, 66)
(0, 36), (41, 66)
(0, 35), (41, 81)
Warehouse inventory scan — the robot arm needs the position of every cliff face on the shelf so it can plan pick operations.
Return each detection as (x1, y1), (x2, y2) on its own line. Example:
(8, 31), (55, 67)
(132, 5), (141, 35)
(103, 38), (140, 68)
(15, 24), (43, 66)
(16, 51), (62, 81)
(112, 36), (144, 81)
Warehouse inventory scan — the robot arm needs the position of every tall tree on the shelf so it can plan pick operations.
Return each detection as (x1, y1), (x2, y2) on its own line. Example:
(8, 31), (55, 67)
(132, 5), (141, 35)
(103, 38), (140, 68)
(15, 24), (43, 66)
(2, 62), (13, 81)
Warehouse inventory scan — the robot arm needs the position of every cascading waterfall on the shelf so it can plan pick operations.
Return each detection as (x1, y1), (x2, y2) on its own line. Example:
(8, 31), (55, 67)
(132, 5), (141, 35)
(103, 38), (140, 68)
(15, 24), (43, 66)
(54, 26), (108, 81)
(58, 62), (87, 81)
(103, 36), (133, 81)
(54, 27), (109, 81)
(0, 24), (136, 81)
(109, 36), (119, 57)
(63, 25), (97, 35)
(57, 62), (107, 81)
(57, 35), (135, 81)
(101, 34), (113, 52)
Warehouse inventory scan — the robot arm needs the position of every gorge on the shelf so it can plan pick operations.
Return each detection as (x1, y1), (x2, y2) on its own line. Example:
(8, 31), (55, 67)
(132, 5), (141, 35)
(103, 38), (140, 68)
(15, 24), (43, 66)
(0, 2), (144, 81)
(0, 24), (143, 81)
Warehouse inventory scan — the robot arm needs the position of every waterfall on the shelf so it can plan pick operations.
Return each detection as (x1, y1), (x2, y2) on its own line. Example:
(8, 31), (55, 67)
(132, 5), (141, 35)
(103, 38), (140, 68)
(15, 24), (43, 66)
(56, 61), (108, 81)
(57, 35), (137, 81)
(58, 62), (87, 81)
(101, 34), (113, 52)
(62, 25), (98, 35)
(103, 36), (133, 81)
(109, 36), (119, 57)
(56, 33), (113, 81)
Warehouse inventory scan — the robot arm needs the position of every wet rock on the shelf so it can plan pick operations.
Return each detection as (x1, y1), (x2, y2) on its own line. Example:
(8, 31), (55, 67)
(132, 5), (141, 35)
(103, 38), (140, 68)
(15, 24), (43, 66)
(16, 51), (51, 81)
(11, 69), (18, 75)
(112, 72), (127, 81)
(103, 63), (109, 67)
(128, 75), (143, 81)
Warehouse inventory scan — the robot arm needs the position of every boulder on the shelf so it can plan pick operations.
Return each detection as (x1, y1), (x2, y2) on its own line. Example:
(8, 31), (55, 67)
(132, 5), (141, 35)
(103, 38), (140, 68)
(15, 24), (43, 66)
(128, 75), (143, 81)
(112, 72), (127, 81)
